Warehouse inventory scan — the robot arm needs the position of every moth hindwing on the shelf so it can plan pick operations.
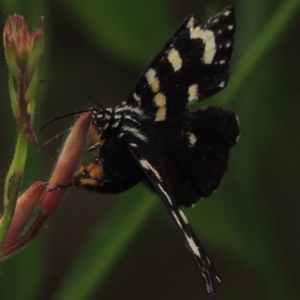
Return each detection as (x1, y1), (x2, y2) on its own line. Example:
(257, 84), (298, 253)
(65, 5), (238, 300)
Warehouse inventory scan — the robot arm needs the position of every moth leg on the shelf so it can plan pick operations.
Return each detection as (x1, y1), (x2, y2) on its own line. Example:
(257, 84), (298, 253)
(49, 164), (88, 191)
(87, 124), (105, 152)
(79, 160), (104, 187)
(86, 142), (102, 152)
(51, 155), (105, 190)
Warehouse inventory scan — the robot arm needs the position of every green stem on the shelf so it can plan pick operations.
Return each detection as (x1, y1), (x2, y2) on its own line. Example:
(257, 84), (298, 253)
(0, 129), (28, 246)
(8, 73), (19, 119)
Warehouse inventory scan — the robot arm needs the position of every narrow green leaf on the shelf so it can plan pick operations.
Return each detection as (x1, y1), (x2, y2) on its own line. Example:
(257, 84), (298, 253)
(220, 0), (300, 106)
(0, 239), (44, 300)
(54, 187), (158, 300)
(62, 0), (174, 66)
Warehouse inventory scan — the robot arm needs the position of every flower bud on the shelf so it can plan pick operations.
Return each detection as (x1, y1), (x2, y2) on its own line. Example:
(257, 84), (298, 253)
(3, 15), (44, 82)
(2, 182), (45, 246)
(41, 112), (92, 213)
(3, 15), (44, 143)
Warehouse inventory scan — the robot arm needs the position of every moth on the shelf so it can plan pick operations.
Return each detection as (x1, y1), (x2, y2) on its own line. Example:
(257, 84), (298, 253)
(65, 5), (239, 299)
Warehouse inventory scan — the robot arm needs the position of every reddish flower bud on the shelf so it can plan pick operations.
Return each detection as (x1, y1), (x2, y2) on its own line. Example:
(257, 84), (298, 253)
(2, 182), (45, 246)
(3, 15), (44, 81)
(41, 112), (92, 213)
(3, 15), (44, 143)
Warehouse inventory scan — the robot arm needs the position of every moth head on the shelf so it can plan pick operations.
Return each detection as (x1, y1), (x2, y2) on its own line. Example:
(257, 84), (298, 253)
(91, 107), (113, 131)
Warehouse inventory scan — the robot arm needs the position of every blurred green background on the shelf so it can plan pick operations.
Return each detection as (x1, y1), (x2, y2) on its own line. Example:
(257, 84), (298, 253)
(0, 0), (299, 299)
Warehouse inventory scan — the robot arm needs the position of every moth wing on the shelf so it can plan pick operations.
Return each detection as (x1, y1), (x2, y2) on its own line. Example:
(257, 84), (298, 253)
(123, 106), (239, 207)
(126, 5), (235, 121)
(128, 140), (219, 299)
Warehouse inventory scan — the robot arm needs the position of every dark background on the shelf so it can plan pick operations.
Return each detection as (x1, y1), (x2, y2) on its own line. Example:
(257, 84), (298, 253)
(0, 0), (299, 299)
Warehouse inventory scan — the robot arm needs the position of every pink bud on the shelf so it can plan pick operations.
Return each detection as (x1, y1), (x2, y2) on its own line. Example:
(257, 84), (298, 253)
(41, 112), (92, 213)
(2, 182), (45, 246)
(3, 14), (44, 135)
(4, 15), (31, 78)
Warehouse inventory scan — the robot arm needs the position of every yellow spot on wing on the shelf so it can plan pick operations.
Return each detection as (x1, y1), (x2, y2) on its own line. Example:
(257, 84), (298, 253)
(154, 92), (166, 107)
(188, 25), (216, 64)
(188, 84), (199, 103)
(133, 93), (141, 105)
(145, 68), (160, 93)
(168, 48), (182, 71)
(153, 93), (167, 121)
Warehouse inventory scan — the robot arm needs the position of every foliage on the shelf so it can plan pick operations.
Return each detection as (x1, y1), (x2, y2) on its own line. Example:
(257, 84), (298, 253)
(0, 0), (299, 299)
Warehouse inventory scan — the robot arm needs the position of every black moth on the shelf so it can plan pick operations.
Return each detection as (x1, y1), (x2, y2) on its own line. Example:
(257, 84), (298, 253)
(67, 5), (239, 300)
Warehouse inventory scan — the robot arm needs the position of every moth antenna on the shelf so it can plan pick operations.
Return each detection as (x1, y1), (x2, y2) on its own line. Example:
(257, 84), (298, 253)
(38, 109), (92, 136)
(39, 128), (71, 149)
(40, 79), (103, 109)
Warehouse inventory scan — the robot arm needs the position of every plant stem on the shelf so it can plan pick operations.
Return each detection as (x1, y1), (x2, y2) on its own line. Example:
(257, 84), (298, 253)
(0, 129), (28, 246)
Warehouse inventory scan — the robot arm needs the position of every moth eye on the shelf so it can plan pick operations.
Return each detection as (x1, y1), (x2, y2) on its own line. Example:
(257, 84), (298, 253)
(94, 117), (107, 129)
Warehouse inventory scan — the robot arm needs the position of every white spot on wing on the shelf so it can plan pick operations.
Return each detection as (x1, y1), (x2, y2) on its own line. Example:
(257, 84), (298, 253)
(179, 209), (189, 224)
(167, 48), (182, 71)
(172, 211), (182, 228)
(188, 25), (216, 64)
(187, 16), (225, 72)
(140, 159), (162, 181)
(224, 10), (231, 16)
(157, 183), (173, 205)
(187, 132), (197, 148)
(219, 81), (225, 88)
(228, 25), (234, 30)
(186, 16), (195, 30)
(186, 234), (201, 257)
